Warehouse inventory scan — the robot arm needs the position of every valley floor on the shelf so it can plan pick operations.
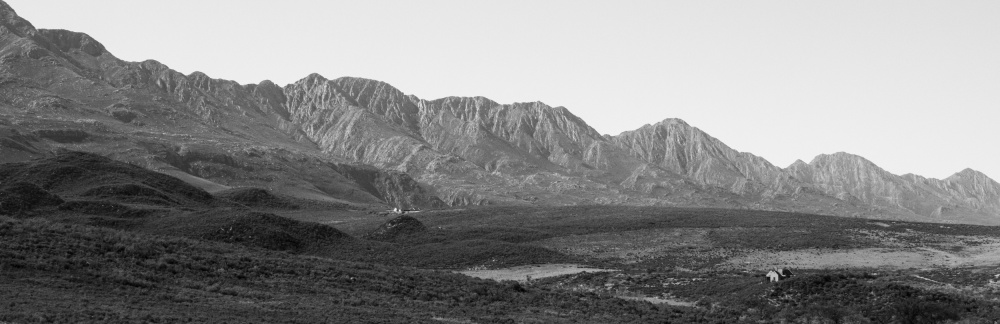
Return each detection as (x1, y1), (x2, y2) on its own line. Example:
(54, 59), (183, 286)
(401, 206), (1000, 322)
(6, 198), (1000, 323)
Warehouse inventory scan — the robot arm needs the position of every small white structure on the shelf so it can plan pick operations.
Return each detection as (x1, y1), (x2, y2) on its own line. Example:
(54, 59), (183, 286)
(765, 268), (794, 283)
(766, 270), (782, 282)
(389, 207), (420, 215)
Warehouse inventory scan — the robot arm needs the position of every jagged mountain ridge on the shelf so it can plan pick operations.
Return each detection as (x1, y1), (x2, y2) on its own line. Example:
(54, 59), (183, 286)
(0, 2), (442, 209)
(0, 0), (997, 224)
(787, 153), (1000, 221)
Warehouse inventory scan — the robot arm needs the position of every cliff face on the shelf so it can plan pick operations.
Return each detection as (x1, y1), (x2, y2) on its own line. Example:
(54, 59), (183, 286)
(942, 169), (1000, 210)
(787, 153), (908, 206)
(611, 119), (797, 197)
(282, 74), (433, 172)
(0, 0), (996, 223)
(417, 97), (606, 173)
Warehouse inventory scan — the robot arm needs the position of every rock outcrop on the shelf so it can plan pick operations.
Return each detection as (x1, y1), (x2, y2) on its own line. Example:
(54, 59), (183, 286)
(367, 215), (428, 242)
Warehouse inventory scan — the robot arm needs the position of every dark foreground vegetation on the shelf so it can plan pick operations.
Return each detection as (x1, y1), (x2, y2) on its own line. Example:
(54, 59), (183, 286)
(537, 269), (1000, 323)
(4, 152), (1000, 323)
(6, 215), (1000, 323)
(0, 216), (699, 323)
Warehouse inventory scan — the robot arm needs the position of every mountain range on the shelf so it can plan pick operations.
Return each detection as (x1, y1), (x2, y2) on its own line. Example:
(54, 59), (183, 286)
(1, 0), (997, 225)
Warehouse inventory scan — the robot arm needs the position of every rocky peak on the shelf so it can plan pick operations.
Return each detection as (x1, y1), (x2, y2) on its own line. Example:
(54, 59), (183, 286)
(185, 71), (217, 91)
(610, 117), (790, 195)
(654, 118), (690, 128)
(785, 159), (813, 181)
(801, 152), (897, 188)
(139, 59), (169, 71)
(0, 0), (36, 37)
(245, 80), (290, 120)
(37, 29), (105, 56)
(629, 118), (699, 135)
(947, 168), (992, 183)
(185, 71), (249, 97)
(331, 77), (421, 134)
(613, 117), (726, 171)
(415, 96), (608, 171)
(795, 152), (941, 213)
(801, 153), (903, 184)
(289, 73), (324, 88)
(256, 79), (278, 88)
(296, 73), (329, 87)
(809, 152), (873, 166)
(945, 168), (1000, 200)
(788, 159), (808, 168)
(187, 71), (210, 79)
(285, 73), (354, 110)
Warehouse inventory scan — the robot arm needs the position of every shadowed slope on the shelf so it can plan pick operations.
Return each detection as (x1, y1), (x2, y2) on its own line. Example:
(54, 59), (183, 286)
(0, 181), (62, 214)
(140, 209), (353, 253)
(0, 151), (213, 206)
(214, 187), (299, 209)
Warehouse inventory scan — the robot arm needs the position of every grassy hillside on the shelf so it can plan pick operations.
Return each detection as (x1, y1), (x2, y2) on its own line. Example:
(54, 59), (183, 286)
(0, 152), (574, 271)
(0, 151), (214, 206)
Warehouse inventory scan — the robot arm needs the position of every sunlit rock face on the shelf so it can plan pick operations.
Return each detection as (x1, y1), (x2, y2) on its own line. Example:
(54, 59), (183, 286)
(610, 118), (798, 197)
(786, 153), (1000, 224)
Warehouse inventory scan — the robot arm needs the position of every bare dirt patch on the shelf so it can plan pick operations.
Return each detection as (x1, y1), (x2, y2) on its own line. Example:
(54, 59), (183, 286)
(619, 295), (697, 307)
(721, 241), (1000, 271)
(156, 168), (231, 193)
(721, 248), (952, 270)
(458, 264), (616, 283)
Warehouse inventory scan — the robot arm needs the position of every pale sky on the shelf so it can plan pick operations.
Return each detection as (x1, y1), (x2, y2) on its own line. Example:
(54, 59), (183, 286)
(8, 0), (1000, 181)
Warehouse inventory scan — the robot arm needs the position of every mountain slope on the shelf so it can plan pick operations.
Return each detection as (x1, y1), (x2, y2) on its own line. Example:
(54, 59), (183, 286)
(0, 3), (440, 209)
(612, 119), (797, 196)
(0, 0), (996, 224)
(787, 153), (1000, 224)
